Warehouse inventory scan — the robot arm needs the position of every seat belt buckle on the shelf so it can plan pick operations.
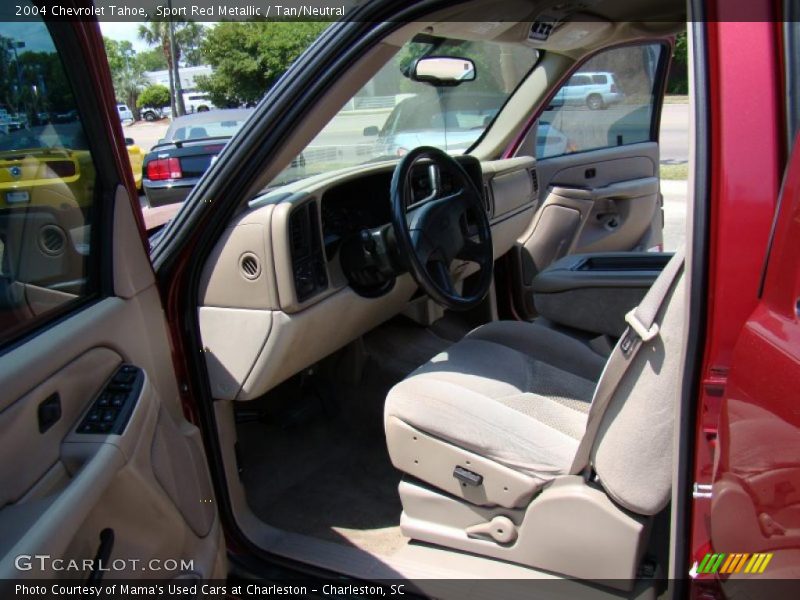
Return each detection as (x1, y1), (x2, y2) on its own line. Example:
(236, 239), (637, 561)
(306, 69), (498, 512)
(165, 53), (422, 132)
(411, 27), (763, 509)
(624, 309), (659, 342)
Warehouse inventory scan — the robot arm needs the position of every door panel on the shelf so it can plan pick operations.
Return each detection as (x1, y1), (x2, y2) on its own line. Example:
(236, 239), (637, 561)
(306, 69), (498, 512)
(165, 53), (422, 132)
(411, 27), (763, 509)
(0, 193), (225, 582)
(534, 142), (661, 254)
(512, 143), (662, 316)
(0, 10), (223, 584)
(511, 40), (670, 319)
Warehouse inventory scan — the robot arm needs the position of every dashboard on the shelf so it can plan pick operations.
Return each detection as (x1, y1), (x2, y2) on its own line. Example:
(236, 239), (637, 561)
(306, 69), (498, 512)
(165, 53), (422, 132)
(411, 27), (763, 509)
(198, 156), (539, 401)
(320, 172), (393, 260)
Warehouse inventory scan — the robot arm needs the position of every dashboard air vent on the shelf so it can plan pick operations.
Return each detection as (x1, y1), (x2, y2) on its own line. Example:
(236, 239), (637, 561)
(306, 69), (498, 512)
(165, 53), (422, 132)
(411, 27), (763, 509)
(239, 252), (261, 280)
(38, 224), (66, 256)
(289, 202), (328, 302)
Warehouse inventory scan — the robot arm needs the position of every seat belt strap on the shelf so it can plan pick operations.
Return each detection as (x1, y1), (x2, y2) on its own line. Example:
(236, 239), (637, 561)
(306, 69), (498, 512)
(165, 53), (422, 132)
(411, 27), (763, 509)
(569, 248), (685, 475)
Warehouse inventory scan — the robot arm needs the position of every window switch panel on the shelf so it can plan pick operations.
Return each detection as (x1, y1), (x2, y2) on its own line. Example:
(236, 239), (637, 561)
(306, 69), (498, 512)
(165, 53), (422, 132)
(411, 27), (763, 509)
(76, 365), (143, 435)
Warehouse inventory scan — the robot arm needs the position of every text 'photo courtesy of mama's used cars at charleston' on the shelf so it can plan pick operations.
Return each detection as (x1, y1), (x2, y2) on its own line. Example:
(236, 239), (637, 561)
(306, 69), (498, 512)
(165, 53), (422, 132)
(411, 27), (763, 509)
(0, 0), (799, 599)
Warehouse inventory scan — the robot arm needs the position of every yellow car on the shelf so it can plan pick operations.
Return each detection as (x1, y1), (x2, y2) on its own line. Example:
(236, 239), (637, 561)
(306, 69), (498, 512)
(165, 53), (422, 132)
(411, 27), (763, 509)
(125, 137), (144, 191)
(0, 147), (94, 210)
(0, 124), (143, 210)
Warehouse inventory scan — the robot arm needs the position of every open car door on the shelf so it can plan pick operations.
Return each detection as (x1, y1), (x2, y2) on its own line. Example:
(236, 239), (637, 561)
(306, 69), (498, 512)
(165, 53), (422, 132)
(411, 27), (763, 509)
(705, 135), (800, 584)
(0, 8), (225, 585)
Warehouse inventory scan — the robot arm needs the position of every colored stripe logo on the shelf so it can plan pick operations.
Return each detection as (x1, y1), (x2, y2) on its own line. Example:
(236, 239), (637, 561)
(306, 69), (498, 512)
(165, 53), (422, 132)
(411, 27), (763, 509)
(696, 552), (773, 574)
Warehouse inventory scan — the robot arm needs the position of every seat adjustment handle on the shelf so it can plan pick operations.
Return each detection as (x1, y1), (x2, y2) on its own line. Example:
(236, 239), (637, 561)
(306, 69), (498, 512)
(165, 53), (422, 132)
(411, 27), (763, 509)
(453, 465), (483, 486)
(466, 516), (518, 544)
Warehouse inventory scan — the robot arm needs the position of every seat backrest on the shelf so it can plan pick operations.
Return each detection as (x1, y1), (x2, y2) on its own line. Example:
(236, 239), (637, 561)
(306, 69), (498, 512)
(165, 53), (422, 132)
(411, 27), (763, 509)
(189, 126), (208, 139)
(589, 269), (685, 515)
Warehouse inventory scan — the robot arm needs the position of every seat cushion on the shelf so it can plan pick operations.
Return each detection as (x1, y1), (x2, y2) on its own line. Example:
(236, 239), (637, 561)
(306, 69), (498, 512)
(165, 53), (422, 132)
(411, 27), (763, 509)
(385, 320), (604, 484)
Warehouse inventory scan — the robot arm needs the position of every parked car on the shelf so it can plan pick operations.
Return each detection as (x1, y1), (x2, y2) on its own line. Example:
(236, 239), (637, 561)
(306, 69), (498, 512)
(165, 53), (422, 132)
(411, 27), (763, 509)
(117, 103), (133, 122)
(183, 92), (215, 113)
(53, 108), (79, 123)
(549, 70), (624, 110)
(142, 109), (253, 206)
(3, 2), (800, 597)
(0, 123), (94, 209)
(364, 91), (506, 156)
(140, 106), (167, 121)
(124, 137), (144, 191)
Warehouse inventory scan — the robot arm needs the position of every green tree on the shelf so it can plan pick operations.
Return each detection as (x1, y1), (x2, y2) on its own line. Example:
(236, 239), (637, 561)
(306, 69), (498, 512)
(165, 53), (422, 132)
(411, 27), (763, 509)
(12, 49), (74, 116)
(177, 22), (206, 67)
(138, 21), (179, 115)
(196, 22), (328, 107)
(103, 37), (136, 74)
(667, 31), (688, 95)
(137, 21), (206, 115)
(137, 84), (171, 109)
(103, 37), (147, 119)
(136, 48), (167, 72)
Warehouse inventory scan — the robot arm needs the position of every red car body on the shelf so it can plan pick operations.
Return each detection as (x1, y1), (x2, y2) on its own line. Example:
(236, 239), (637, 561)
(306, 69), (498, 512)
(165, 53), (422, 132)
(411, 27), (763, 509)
(690, 10), (797, 583)
(66, 0), (800, 588)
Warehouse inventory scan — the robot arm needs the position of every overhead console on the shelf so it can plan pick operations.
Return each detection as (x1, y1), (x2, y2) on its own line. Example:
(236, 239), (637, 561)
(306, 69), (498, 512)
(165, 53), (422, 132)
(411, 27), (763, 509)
(526, 9), (612, 51)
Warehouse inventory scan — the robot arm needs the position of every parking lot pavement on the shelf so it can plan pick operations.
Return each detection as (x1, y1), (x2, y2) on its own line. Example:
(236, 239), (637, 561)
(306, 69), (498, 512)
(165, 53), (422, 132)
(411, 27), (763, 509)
(124, 119), (169, 153)
(660, 103), (689, 164)
(661, 179), (688, 251)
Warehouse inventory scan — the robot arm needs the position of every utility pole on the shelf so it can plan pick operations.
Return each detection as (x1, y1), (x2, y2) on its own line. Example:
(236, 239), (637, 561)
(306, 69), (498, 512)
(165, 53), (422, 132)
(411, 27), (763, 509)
(167, 0), (186, 117)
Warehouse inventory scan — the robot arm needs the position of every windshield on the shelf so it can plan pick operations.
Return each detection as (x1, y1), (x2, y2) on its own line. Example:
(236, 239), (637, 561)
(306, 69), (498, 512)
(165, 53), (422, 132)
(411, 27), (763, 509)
(268, 35), (538, 188)
(167, 111), (253, 142)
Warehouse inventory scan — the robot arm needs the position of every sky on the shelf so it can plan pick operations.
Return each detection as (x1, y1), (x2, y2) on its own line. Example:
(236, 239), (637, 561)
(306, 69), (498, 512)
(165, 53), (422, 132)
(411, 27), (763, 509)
(99, 22), (215, 54)
(99, 22), (152, 52)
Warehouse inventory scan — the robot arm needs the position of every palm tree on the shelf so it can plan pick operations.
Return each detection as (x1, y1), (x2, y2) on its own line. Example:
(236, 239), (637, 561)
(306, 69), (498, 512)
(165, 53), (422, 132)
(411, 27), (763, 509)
(113, 66), (148, 120)
(138, 21), (186, 116)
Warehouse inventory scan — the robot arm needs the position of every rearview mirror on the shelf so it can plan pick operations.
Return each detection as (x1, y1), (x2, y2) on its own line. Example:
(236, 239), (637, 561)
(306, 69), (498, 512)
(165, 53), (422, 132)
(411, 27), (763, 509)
(363, 126), (379, 137)
(412, 56), (476, 86)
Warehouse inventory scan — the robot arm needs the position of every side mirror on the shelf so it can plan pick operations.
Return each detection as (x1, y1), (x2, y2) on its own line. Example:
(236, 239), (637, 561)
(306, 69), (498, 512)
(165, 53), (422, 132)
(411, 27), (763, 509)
(412, 56), (476, 86)
(363, 126), (379, 137)
(124, 137), (135, 146)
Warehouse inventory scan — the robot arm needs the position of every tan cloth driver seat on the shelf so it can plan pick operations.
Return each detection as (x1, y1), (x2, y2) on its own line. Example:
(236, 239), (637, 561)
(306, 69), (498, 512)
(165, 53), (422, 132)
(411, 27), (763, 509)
(385, 251), (684, 517)
(385, 321), (606, 484)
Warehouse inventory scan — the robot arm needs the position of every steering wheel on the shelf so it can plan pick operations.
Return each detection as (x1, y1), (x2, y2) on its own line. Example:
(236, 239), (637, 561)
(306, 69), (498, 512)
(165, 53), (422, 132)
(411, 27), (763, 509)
(391, 146), (493, 311)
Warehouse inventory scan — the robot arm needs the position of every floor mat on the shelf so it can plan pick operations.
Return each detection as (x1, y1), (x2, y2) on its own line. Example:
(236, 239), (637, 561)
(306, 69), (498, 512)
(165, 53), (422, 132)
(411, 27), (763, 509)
(239, 416), (406, 556)
(362, 317), (460, 378)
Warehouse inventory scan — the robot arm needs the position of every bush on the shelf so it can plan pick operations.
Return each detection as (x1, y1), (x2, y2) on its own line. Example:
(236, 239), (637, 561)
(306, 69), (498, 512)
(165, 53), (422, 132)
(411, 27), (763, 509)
(137, 84), (171, 109)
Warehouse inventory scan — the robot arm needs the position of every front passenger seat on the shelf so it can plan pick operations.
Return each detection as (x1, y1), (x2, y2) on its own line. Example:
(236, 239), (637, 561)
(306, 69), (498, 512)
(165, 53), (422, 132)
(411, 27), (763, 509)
(384, 250), (685, 584)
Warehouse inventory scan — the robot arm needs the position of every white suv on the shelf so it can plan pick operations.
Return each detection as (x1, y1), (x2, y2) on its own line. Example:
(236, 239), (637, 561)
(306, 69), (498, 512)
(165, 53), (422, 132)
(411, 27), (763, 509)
(550, 71), (624, 110)
(117, 103), (133, 122)
(183, 93), (215, 113)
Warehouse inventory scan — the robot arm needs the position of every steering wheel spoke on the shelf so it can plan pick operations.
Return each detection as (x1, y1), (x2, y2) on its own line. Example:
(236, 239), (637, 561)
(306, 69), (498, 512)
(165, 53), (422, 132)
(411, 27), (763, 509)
(427, 259), (455, 295)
